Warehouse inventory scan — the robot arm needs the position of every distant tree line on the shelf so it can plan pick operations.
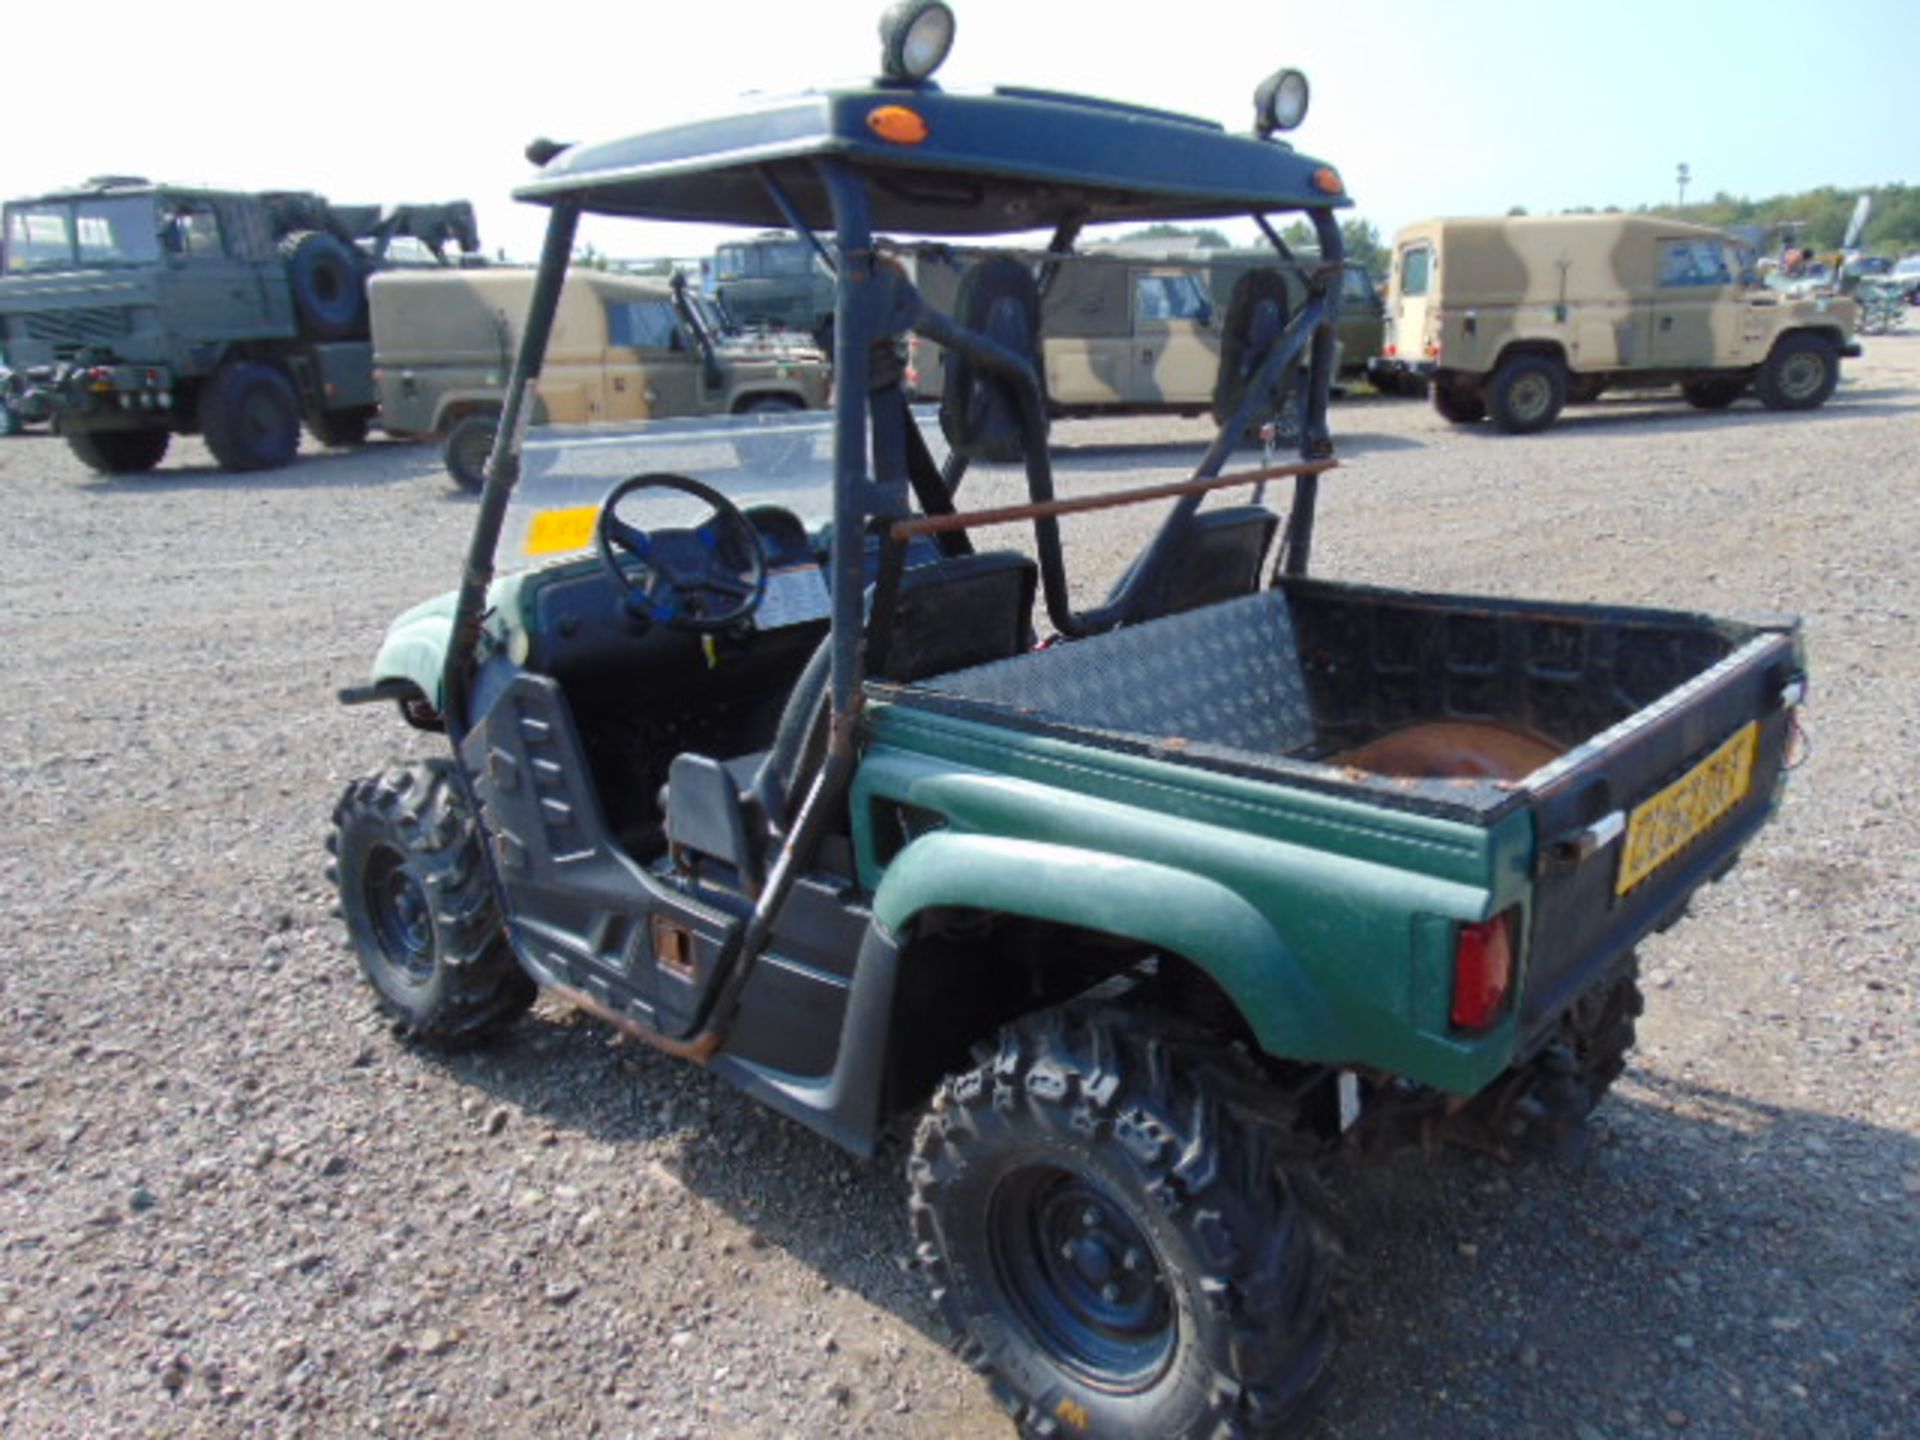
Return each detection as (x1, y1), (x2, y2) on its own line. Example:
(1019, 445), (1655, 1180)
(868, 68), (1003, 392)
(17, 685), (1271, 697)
(1517, 185), (1918, 255)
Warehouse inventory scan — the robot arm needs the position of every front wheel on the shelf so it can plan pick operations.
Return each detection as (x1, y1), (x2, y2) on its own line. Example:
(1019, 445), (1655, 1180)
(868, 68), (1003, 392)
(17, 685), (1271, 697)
(66, 427), (171, 474)
(328, 761), (534, 1046)
(442, 412), (500, 493)
(199, 361), (301, 472)
(1754, 332), (1839, 411)
(910, 1007), (1336, 1439)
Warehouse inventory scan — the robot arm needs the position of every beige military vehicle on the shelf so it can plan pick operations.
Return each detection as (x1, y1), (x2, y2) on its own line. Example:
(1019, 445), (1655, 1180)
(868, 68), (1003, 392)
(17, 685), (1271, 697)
(905, 248), (1332, 424)
(1375, 214), (1860, 433)
(370, 268), (830, 488)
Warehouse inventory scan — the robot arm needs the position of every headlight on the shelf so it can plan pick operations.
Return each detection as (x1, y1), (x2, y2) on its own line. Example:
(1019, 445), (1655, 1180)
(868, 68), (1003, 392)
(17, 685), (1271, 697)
(878, 1), (955, 84)
(1254, 68), (1311, 135)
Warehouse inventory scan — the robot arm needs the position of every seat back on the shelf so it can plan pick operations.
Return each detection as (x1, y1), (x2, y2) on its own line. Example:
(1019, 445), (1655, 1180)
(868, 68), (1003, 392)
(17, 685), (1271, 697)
(1108, 504), (1279, 623)
(873, 550), (1039, 683)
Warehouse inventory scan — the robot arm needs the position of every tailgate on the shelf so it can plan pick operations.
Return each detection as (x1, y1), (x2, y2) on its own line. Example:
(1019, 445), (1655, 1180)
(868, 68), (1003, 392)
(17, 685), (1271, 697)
(1520, 629), (1802, 1035)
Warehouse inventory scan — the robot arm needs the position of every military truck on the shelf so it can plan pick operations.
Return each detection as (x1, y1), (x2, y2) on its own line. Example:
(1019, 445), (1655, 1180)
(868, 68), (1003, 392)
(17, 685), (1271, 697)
(710, 231), (838, 349)
(1373, 213), (1861, 433)
(0, 178), (479, 473)
(370, 267), (831, 490)
(328, 8), (1804, 1434)
(906, 246), (1336, 428)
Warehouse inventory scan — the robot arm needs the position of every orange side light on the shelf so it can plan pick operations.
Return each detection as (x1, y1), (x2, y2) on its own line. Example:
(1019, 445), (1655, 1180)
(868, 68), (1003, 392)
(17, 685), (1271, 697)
(867, 106), (930, 145)
(1311, 167), (1344, 195)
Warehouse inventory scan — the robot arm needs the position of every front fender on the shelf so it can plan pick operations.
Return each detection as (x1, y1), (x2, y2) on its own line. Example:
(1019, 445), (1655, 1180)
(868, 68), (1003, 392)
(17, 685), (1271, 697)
(871, 831), (1351, 1061)
(366, 571), (530, 712)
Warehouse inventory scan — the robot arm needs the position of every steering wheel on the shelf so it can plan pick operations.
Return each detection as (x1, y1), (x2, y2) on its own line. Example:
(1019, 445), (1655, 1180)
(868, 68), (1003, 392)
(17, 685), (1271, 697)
(594, 472), (769, 632)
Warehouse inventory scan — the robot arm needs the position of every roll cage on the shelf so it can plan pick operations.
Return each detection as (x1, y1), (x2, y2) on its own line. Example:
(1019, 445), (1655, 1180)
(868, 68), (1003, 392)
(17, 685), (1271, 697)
(445, 78), (1351, 1051)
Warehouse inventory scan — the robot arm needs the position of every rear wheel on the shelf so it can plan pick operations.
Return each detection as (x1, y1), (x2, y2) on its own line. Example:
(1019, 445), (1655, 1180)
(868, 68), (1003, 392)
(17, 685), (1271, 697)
(1450, 956), (1644, 1157)
(1754, 332), (1839, 411)
(1486, 353), (1567, 433)
(911, 1007), (1336, 1439)
(199, 362), (301, 471)
(443, 412), (499, 492)
(329, 761), (534, 1047)
(1681, 376), (1745, 410)
(66, 427), (171, 474)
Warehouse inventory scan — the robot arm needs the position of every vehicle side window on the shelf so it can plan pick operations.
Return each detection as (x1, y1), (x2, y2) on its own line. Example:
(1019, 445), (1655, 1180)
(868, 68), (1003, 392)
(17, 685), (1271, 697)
(1134, 274), (1211, 322)
(764, 243), (815, 278)
(606, 299), (683, 350)
(1399, 245), (1431, 297)
(165, 202), (224, 260)
(1660, 240), (1732, 288)
(1342, 268), (1374, 301)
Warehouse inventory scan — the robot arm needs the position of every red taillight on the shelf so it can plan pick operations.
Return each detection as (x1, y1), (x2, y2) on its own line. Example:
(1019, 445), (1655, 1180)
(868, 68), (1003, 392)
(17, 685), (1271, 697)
(1451, 913), (1514, 1031)
(1384, 341), (1398, 358)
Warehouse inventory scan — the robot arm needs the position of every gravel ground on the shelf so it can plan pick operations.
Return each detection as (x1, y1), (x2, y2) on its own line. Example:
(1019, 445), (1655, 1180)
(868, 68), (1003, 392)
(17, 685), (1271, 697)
(2, 335), (1916, 1439)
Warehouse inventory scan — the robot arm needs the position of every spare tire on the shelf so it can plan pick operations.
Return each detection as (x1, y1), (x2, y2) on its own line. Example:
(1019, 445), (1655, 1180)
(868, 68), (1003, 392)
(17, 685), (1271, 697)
(1211, 267), (1293, 426)
(281, 230), (365, 341)
(940, 257), (1044, 463)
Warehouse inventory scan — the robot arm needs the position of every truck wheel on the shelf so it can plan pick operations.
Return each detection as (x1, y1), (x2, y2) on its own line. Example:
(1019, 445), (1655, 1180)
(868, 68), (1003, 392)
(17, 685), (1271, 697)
(281, 230), (367, 341)
(1681, 377), (1745, 410)
(328, 761), (534, 1048)
(66, 428), (171, 474)
(911, 1007), (1336, 1439)
(1486, 354), (1567, 434)
(1754, 332), (1838, 411)
(1451, 956), (1644, 1158)
(308, 407), (373, 447)
(443, 413), (499, 493)
(200, 362), (301, 472)
(1431, 380), (1486, 424)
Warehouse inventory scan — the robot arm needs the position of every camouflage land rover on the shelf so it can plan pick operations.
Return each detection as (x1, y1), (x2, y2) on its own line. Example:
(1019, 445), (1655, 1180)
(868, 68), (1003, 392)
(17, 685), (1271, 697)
(370, 267), (830, 489)
(1374, 214), (1861, 433)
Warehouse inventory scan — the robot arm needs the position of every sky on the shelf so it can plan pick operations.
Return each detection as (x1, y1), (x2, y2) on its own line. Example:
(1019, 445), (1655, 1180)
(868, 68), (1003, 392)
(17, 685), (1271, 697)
(8, 0), (1910, 264)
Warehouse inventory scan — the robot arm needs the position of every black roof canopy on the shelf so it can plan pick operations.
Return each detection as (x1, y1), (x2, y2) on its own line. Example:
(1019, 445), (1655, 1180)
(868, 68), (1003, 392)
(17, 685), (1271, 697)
(514, 83), (1350, 235)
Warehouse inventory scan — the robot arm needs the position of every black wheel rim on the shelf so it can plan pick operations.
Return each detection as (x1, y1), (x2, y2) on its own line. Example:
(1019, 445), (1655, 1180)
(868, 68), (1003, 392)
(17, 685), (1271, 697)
(363, 845), (435, 986)
(989, 1164), (1176, 1390)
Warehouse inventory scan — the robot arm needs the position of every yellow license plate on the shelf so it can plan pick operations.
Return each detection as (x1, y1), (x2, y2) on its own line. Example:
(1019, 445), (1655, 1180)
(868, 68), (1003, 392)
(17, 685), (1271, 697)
(1615, 721), (1759, 896)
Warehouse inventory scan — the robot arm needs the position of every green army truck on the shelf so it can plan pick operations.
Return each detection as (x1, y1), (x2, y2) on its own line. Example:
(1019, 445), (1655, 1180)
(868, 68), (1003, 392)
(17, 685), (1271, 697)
(0, 178), (479, 473)
(370, 266), (831, 490)
(1374, 213), (1861, 433)
(328, 8), (1805, 1435)
(710, 230), (839, 349)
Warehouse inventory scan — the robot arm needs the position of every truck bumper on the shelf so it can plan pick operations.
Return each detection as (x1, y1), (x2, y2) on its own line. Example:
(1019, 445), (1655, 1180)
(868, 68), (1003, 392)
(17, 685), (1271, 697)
(1368, 356), (1435, 382)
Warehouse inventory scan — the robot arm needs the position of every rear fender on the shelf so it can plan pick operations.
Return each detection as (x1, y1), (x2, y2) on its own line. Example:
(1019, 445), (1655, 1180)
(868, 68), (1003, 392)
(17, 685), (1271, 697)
(871, 831), (1350, 1060)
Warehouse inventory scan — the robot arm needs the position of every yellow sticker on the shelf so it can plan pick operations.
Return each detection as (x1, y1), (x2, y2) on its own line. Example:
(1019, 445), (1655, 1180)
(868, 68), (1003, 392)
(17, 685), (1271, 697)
(524, 505), (600, 557)
(1054, 1398), (1090, 1432)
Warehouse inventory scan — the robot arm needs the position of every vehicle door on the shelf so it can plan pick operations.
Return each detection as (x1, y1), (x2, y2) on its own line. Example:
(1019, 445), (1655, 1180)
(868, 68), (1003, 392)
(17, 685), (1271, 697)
(1387, 239), (1435, 367)
(1129, 268), (1217, 404)
(1652, 237), (1737, 368)
(603, 295), (701, 419)
(153, 197), (278, 351)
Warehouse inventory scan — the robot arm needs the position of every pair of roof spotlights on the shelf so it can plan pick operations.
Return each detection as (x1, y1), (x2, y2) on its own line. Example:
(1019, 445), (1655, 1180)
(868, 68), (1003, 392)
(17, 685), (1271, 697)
(875, 1), (1311, 137)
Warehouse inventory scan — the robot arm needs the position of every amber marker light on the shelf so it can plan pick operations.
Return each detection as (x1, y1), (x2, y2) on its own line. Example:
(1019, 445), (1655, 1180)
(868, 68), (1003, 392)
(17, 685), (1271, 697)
(868, 105), (930, 145)
(1312, 167), (1344, 196)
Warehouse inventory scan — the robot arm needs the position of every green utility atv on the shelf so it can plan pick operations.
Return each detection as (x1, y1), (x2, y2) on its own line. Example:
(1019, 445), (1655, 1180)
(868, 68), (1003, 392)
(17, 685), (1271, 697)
(331, 7), (1805, 1434)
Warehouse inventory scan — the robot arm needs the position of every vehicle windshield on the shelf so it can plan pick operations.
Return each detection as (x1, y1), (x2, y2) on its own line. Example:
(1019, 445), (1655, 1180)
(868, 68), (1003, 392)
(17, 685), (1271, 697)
(713, 238), (817, 281)
(3, 196), (163, 273)
(500, 411), (949, 572)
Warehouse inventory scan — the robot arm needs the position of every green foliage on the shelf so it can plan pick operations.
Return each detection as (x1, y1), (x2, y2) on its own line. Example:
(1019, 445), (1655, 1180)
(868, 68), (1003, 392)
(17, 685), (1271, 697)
(1661, 184), (1918, 254)
(1116, 222), (1233, 250)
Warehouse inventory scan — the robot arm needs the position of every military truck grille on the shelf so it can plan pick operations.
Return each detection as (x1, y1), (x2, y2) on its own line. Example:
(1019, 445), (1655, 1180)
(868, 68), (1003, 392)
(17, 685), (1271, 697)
(23, 307), (132, 352)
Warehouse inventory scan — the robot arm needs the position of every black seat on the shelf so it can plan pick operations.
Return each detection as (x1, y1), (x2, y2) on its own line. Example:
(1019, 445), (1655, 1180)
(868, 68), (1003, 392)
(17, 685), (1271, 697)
(664, 551), (1038, 883)
(1105, 504), (1279, 623)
